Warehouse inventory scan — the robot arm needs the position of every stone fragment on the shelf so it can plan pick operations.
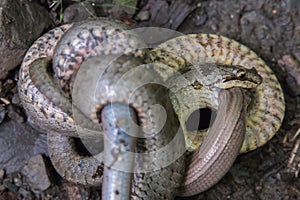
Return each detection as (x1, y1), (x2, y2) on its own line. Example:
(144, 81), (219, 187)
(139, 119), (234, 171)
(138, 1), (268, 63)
(63, 2), (96, 23)
(0, 168), (5, 179)
(0, 0), (51, 80)
(21, 154), (51, 192)
(135, 10), (150, 21)
(3, 179), (18, 192)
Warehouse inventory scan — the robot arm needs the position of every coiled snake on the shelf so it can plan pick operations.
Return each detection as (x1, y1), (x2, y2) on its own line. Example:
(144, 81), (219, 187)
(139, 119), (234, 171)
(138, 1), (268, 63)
(18, 19), (285, 198)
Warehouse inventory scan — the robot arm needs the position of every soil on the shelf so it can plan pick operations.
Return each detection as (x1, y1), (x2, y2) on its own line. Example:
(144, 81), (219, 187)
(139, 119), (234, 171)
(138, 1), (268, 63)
(0, 0), (299, 199)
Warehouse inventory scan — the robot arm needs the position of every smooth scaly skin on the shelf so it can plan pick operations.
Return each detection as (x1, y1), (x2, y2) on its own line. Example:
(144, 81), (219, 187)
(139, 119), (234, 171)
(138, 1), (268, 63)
(178, 88), (246, 196)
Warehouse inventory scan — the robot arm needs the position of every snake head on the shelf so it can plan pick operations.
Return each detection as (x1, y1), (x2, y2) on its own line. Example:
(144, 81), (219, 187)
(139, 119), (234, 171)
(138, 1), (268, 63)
(217, 65), (263, 89)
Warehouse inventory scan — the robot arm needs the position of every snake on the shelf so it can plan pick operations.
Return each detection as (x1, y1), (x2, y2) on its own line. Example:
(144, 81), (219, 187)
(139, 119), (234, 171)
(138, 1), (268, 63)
(148, 35), (285, 154)
(147, 35), (285, 195)
(19, 19), (186, 199)
(17, 18), (285, 198)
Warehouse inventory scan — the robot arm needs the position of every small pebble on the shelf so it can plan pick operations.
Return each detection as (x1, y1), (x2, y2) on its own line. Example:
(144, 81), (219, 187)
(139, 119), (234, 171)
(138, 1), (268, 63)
(196, 14), (208, 26)
(13, 177), (22, 187)
(285, 76), (299, 96)
(63, 2), (96, 23)
(12, 93), (21, 105)
(0, 184), (6, 192)
(21, 154), (51, 192)
(2, 79), (15, 95)
(110, 0), (138, 17)
(255, 25), (267, 40)
(135, 10), (150, 21)
(211, 24), (218, 31)
(7, 105), (24, 122)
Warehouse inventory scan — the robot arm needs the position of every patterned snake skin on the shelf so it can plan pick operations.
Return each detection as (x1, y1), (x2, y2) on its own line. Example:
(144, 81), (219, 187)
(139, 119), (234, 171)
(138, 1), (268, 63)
(18, 18), (285, 198)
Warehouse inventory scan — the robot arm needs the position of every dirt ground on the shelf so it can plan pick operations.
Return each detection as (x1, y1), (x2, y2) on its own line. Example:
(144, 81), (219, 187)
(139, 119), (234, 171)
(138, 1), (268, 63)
(0, 0), (299, 199)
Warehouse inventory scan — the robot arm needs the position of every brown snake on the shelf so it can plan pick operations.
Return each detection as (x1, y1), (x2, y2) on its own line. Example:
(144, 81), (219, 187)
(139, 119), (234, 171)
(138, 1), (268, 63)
(18, 19), (285, 198)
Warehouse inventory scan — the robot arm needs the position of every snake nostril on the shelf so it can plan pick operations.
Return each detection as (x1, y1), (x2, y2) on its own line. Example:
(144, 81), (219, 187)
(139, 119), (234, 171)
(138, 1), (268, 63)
(185, 108), (216, 131)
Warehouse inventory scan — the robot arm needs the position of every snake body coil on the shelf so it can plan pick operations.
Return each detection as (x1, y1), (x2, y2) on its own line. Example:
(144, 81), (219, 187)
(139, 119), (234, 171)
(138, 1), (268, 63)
(18, 18), (285, 198)
(147, 35), (285, 195)
(19, 19), (186, 199)
(149, 34), (285, 153)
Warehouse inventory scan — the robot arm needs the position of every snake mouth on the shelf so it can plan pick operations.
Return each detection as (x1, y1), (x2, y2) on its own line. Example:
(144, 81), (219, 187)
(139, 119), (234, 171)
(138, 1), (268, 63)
(183, 107), (218, 152)
(185, 107), (217, 132)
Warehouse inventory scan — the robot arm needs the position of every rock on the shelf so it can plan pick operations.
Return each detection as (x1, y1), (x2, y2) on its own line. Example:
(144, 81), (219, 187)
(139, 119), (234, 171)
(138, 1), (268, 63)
(0, 104), (5, 124)
(135, 10), (151, 21)
(0, 168), (5, 179)
(3, 179), (18, 192)
(12, 93), (21, 105)
(138, 0), (197, 29)
(196, 14), (208, 26)
(62, 184), (90, 200)
(18, 187), (32, 199)
(0, 184), (5, 192)
(21, 154), (51, 192)
(110, 0), (138, 18)
(0, 190), (18, 199)
(0, 79), (15, 97)
(286, 76), (299, 96)
(278, 55), (300, 96)
(13, 176), (22, 187)
(33, 133), (48, 156)
(7, 104), (24, 123)
(0, 0), (51, 80)
(0, 121), (47, 173)
(288, 0), (300, 10)
(63, 2), (96, 23)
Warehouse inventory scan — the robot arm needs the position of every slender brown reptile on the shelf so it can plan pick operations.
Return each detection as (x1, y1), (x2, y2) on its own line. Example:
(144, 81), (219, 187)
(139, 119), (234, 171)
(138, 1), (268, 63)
(18, 18), (285, 198)
(179, 87), (246, 195)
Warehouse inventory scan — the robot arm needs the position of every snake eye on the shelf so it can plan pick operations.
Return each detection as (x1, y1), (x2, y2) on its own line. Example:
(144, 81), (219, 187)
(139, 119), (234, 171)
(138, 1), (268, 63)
(236, 69), (246, 80)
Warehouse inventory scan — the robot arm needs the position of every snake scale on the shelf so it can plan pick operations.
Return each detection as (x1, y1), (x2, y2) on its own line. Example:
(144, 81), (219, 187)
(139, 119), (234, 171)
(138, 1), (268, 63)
(18, 18), (285, 198)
